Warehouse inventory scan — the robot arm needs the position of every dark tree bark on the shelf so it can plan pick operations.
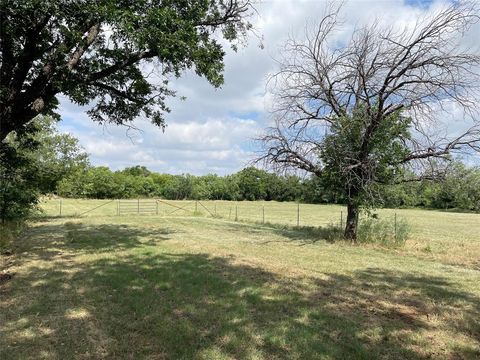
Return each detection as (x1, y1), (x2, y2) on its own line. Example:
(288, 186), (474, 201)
(345, 202), (359, 242)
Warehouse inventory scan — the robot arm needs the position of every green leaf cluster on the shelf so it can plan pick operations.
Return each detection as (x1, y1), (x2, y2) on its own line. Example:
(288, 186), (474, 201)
(320, 106), (412, 207)
(0, 116), (89, 221)
(1, 0), (252, 134)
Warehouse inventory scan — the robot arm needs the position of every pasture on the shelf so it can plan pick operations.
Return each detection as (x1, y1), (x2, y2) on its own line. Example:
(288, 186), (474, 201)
(1, 199), (479, 359)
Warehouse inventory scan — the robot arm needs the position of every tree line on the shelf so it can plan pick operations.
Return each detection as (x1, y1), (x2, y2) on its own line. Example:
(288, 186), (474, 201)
(57, 164), (480, 212)
(2, 116), (479, 223)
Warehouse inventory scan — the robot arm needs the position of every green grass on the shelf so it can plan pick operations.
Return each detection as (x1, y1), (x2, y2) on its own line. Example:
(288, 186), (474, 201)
(37, 198), (480, 268)
(1, 201), (479, 359)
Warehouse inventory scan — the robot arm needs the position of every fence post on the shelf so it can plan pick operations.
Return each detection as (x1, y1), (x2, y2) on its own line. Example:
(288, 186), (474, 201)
(59, 199), (62, 216)
(235, 205), (238, 221)
(262, 205), (265, 224)
(214, 203), (217, 216)
(137, 199), (140, 214)
(229, 207), (232, 220)
(156, 201), (159, 215)
(195, 200), (198, 213)
(117, 199), (120, 216)
(297, 203), (300, 226)
(394, 212), (397, 240)
(340, 211), (343, 228)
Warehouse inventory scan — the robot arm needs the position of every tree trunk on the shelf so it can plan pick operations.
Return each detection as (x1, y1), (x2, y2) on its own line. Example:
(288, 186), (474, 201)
(0, 114), (14, 142)
(344, 202), (359, 242)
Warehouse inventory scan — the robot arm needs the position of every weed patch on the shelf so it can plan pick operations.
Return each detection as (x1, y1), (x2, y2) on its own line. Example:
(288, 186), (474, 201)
(357, 215), (410, 247)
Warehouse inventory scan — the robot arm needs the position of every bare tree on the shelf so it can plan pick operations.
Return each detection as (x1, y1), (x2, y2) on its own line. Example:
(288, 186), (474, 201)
(258, 1), (480, 241)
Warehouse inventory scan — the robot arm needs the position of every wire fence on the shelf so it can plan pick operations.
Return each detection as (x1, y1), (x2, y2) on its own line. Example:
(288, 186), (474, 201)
(39, 198), (404, 240)
(39, 198), (349, 228)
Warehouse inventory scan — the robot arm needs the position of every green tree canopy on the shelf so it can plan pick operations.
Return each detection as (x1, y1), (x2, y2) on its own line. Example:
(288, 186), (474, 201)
(0, 0), (254, 141)
(1, 116), (88, 220)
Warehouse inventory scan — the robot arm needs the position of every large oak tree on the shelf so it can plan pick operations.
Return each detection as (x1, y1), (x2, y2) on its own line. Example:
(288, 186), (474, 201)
(0, 0), (253, 141)
(258, 1), (480, 240)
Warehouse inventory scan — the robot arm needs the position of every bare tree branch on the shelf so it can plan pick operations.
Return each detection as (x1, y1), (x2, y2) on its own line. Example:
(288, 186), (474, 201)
(257, 1), (480, 239)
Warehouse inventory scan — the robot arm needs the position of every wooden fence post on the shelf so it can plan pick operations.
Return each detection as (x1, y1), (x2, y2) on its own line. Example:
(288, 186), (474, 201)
(394, 212), (397, 240)
(297, 203), (300, 226)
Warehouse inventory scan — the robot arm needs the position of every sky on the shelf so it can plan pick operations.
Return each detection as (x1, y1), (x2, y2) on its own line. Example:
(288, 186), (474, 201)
(57, 0), (480, 175)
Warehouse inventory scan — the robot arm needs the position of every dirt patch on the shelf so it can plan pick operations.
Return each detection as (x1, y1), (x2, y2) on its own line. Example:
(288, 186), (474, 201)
(0, 272), (14, 285)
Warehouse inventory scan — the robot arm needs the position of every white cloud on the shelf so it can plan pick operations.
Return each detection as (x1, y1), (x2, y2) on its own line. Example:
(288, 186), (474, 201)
(58, 109), (259, 174)
(58, 0), (480, 174)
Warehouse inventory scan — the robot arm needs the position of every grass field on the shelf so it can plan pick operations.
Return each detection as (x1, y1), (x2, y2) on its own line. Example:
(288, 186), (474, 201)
(1, 200), (479, 359)
(38, 198), (480, 268)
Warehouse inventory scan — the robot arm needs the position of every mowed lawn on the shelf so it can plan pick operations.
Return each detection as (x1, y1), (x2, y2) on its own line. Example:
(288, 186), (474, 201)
(39, 198), (480, 268)
(0, 203), (479, 359)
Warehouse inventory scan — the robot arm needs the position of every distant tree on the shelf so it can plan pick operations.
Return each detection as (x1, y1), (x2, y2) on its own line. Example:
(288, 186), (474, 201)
(1, 116), (88, 219)
(258, 2), (480, 240)
(0, 0), (254, 142)
(191, 176), (211, 200)
(26, 116), (89, 193)
(235, 167), (268, 201)
(135, 176), (157, 197)
(162, 174), (195, 200)
(84, 167), (119, 199)
(57, 168), (93, 198)
(378, 181), (419, 208)
(149, 173), (174, 197)
(202, 174), (227, 200)
(430, 162), (480, 211)
(0, 140), (39, 221)
(119, 166), (151, 178)
(223, 174), (240, 200)
(378, 161), (480, 212)
(55, 161), (480, 212)
(262, 172), (284, 201)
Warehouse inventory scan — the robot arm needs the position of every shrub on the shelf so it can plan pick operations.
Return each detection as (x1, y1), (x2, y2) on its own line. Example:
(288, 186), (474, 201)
(0, 221), (24, 255)
(357, 214), (410, 247)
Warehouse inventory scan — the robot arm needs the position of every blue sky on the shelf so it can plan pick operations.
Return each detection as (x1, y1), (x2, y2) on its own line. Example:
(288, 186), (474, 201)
(404, 0), (434, 7)
(57, 0), (479, 174)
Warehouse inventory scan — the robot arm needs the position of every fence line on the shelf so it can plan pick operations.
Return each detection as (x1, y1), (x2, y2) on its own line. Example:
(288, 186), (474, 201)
(197, 201), (215, 217)
(156, 199), (196, 215)
(40, 199), (401, 238)
(118, 199), (158, 215)
(78, 199), (115, 217)
(44, 199), (317, 227)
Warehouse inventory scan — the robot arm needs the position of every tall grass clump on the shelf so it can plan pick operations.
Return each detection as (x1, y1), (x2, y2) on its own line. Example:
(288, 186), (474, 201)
(357, 214), (410, 247)
(0, 221), (25, 255)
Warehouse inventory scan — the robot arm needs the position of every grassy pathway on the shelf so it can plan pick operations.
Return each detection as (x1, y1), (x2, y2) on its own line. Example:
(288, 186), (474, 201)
(1, 215), (479, 359)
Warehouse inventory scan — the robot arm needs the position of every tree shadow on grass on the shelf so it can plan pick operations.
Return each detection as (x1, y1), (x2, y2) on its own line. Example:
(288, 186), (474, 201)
(268, 223), (342, 244)
(2, 222), (480, 360)
(62, 222), (177, 252)
(222, 220), (342, 245)
(2, 219), (480, 359)
(16, 221), (179, 262)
